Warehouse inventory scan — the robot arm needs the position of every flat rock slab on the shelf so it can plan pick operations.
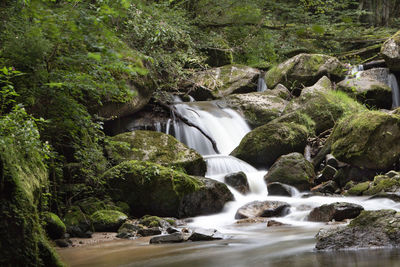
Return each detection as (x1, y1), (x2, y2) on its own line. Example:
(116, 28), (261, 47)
(235, 200), (290, 219)
(188, 228), (224, 241)
(308, 202), (364, 222)
(149, 232), (185, 244)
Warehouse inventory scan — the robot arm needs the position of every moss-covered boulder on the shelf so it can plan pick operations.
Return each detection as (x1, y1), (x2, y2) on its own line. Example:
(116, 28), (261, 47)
(231, 122), (309, 168)
(63, 206), (93, 237)
(347, 171), (400, 196)
(337, 78), (392, 109)
(203, 46), (233, 67)
(76, 197), (129, 216)
(381, 30), (400, 72)
(226, 86), (290, 127)
(326, 111), (400, 170)
(182, 64), (260, 100)
(91, 210), (128, 232)
(103, 160), (233, 218)
(284, 79), (365, 134)
(106, 130), (206, 176)
(316, 209), (400, 250)
(266, 54), (346, 89)
(264, 153), (315, 191)
(42, 212), (66, 240)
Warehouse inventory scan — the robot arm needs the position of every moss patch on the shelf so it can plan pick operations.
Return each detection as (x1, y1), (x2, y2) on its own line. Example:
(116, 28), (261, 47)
(91, 210), (128, 232)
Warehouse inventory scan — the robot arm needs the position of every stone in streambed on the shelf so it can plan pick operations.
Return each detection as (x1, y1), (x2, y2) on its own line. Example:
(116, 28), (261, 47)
(137, 227), (162, 237)
(381, 30), (400, 72)
(311, 181), (339, 195)
(235, 201), (290, 219)
(188, 228), (224, 241)
(91, 210), (127, 232)
(224, 171), (250, 194)
(267, 182), (294, 197)
(150, 232), (186, 244)
(308, 202), (364, 222)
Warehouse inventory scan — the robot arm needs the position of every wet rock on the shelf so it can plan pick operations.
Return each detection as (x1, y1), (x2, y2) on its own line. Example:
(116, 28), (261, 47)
(381, 30), (400, 71)
(311, 181), (339, 194)
(203, 46), (233, 67)
(235, 217), (269, 224)
(137, 227), (162, 237)
(231, 123), (308, 168)
(368, 192), (400, 202)
(166, 227), (179, 234)
(91, 210), (127, 232)
(188, 228), (224, 241)
(105, 130), (206, 176)
(224, 172), (250, 194)
(266, 54), (346, 90)
(316, 210), (400, 250)
(235, 201), (290, 219)
(42, 212), (66, 240)
(267, 182), (294, 197)
(149, 232), (185, 244)
(264, 153), (315, 191)
(308, 202), (364, 222)
(64, 206), (93, 238)
(325, 154), (339, 169)
(267, 220), (288, 227)
(321, 165), (337, 181)
(54, 239), (70, 248)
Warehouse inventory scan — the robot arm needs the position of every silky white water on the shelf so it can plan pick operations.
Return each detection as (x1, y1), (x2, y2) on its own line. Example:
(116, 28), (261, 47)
(390, 73), (400, 109)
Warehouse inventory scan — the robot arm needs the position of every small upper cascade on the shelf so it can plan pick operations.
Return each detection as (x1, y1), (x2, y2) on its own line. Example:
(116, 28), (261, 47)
(257, 76), (268, 92)
(389, 73), (400, 109)
(170, 101), (251, 155)
(204, 155), (257, 176)
(349, 64), (364, 79)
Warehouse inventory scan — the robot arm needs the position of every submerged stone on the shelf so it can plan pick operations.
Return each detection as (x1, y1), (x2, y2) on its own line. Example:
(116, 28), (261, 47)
(308, 202), (364, 222)
(235, 201), (290, 219)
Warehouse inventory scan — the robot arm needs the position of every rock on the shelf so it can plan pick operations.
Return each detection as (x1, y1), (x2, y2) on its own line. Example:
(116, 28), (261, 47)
(236, 217), (270, 224)
(325, 154), (339, 169)
(326, 111), (400, 170)
(316, 210), (400, 250)
(264, 153), (315, 191)
(139, 215), (175, 229)
(77, 197), (127, 216)
(360, 67), (391, 84)
(54, 239), (70, 248)
(321, 165), (337, 181)
(104, 160), (233, 218)
(362, 174), (400, 196)
(267, 220), (288, 227)
(42, 212), (66, 240)
(235, 201), (290, 219)
(308, 202), (364, 222)
(137, 227), (162, 237)
(203, 46), (233, 67)
(188, 228), (224, 241)
(311, 181), (339, 194)
(178, 177), (234, 218)
(381, 30), (400, 71)
(231, 122), (308, 168)
(106, 130), (206, 176)
(150, 232), (185, 244)
(64, 206), (93, 238)
(300, 75), (333, 96)
(337, 77), (392, 109)
(117, 221), (142, 239)
(91, 210), (128, 232)
(347, 181), (371, 196)
(267, 182), (294, 197)
(266, 54), (346, 90)
(368, 192), (400, 202)
(183, 65), (260, 100)
(224, 172), (250, 194)
(226, 88), (289, 127)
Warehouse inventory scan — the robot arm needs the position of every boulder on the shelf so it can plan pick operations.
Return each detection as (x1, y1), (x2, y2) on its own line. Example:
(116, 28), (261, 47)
(235, 201), (290, 219)
(137, 227), (162, 237)
(266, 54), (346, 89)
(183, 65), (260, 100)
(188, 228), (224, 241)
(150, 232), (185, 244)
(231, 122), (308, 168)
(104, 160), (233, 218)
(308, 202), (364, 222)
(267, 182), (294, 197)
(106, 130), (206, 176)
(337, 77), (392, 109)
(326, 111), (400, 170)
(311, 181), (339, 195)
(203, 46), (233, 67)
(316, 210), (400, 250)
(224, 172), (250, 194)
(264, 153), (315, 191)
(42, 212), (66, 240)
(63, 206), (93, 238)
(381, 30), (400, 71)
(77, 197), (128, 215)
(226, 87), (290, 127)
(91, 210), (128, 232)
(347, 172), (400, 196)
(347, 181), (371, 196)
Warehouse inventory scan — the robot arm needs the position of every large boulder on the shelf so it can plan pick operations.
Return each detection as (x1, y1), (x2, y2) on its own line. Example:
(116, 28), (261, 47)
(42, 212), (66, 240)
(266, 54), (346, 89)
(224, 172), (250, 194)
(316, 210), (400, 250)
(106, 131), (206, 176)
(226, 86), (290, 127)
(308, 202), (364, 222)
(231, 122), (308, 168)
(182, 64), (260, 100)
(91, 210), (128, 232)
(381, 30), (400, 71)
(235, 201), (290, 219)
(267, 182), (294, 197)
(325, 111), (400, 170)
(347, 171), (400, 196)
(264, 153), (315, 191)
(103, 160), (233, 218)
(63, 206), (93, 238)
(337, 78), (392, 109)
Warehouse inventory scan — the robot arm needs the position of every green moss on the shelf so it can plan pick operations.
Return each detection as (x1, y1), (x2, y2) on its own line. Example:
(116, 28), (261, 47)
(138, 215), (174, 228)
(91, 210), (128, 232)
(364, 178), (400, 195)
(42, 212), (66, 240)
(347, 182), (370, 196)
(63, 206), (92, 233)
(77, 197), (123, 216)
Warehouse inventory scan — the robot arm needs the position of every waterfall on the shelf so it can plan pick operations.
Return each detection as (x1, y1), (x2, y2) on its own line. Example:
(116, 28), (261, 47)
(390, 74), (400, 109)
(257, 76), (267, 92)
(350, 64), (364, 78)
(204, 155), (258, 176)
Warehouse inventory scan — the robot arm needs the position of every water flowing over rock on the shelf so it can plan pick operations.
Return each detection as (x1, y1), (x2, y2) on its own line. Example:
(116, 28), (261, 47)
(235, 201), (290, 219)
(316, 210), (400, 250)
(381, 30), (400, 72)
(266, 53), (346, 90)
(308, 202), (363, 222)
(105, 130), (206, 176)
(224, 172), (250, 194)
(264, 153), (315, 191)
(267, 182), (295, 197)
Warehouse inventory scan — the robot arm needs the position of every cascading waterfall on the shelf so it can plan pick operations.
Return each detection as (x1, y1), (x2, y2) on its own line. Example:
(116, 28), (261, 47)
(390, 73), (400, 109)
(350, 64), (364, 78)
(257, 76), (268, 92)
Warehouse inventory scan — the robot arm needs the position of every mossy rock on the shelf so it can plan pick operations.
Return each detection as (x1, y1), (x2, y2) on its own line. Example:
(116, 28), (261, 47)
(77, 197), (124, 216)
(226, 86), (289, 127)
(270, 111), (316, 135)
(106, 130), (206, 176)
(91, 210), (128, 232)
(139, 215), (175, 228)
(264, 153), (315, 191)
(266, 53), (346, 89)
(203, 46), (233, 67)
(381, 30), (400, 72)
(337, 78), (392, 109)
(63, 206), (92, 237)
(183, 64), (260, 100)
(327, 111), (400, 170)
(347, 181), (371, 196)
(103, 160), (233, 218)
(42, 212), (66, 240)
(231, 122), (309, 168)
